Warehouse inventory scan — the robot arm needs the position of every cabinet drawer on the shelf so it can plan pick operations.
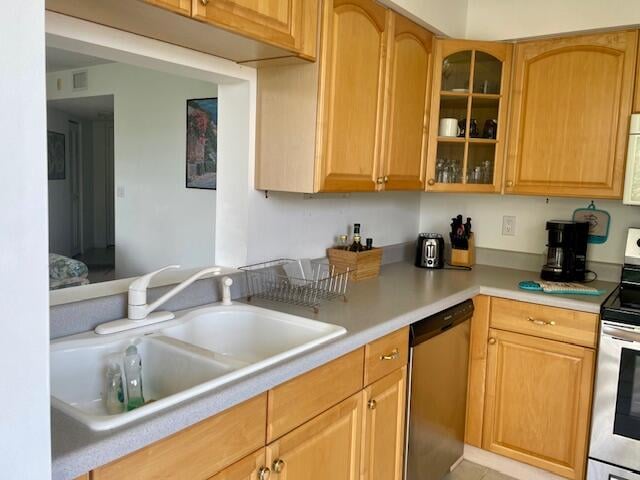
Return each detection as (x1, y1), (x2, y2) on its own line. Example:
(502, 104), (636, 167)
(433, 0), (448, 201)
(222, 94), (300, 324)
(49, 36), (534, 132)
(267, 348), (364, 442)
(364, 328), (409, 385)
(491, 298), (598, 348)
(92, 394), (267, 480)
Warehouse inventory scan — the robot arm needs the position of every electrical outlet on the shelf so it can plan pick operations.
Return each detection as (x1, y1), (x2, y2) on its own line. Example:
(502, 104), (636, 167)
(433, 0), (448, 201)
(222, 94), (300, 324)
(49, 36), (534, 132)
(502, 216), (516, 236)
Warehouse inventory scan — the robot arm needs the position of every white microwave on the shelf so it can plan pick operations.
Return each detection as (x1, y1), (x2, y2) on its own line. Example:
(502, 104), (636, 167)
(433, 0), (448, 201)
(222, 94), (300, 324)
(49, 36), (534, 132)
(623, 113), (640, 205)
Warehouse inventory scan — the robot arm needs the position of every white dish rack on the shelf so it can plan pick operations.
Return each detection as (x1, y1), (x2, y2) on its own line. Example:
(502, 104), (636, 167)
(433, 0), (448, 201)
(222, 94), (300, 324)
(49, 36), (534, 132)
(240, 259), (350, 312)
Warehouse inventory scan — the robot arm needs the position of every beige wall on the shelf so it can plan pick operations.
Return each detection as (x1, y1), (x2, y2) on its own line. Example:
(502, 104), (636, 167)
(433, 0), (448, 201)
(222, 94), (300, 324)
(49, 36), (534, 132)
(380, 0), (468, 37)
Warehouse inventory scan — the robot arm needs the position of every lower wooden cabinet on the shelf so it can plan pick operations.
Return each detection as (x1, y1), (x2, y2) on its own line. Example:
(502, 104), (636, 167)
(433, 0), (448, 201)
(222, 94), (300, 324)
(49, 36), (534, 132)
(482, 328), (595, 480)
(265, 392), (364, 480)
(361, 367), (407, 480)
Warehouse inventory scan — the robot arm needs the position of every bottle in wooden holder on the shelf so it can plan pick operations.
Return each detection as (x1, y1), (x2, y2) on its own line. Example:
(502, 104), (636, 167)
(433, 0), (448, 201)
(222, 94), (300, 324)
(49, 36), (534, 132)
(450, 233), (475, 267)
(326, 247), (383, 282)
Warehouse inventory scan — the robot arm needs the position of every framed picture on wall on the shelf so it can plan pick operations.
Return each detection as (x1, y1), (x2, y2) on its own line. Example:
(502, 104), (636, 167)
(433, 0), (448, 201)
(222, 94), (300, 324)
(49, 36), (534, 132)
(47, 131), (65, 180)
(186, 97), (217, 190)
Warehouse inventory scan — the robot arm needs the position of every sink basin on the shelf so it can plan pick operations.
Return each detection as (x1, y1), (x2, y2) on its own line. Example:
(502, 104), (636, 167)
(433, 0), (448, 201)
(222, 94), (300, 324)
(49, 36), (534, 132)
(50, 303), (346, 430)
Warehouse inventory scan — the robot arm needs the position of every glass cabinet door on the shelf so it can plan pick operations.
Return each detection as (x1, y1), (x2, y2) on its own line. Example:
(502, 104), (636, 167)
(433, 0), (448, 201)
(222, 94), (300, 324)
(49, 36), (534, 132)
(427, 40), (513, 192)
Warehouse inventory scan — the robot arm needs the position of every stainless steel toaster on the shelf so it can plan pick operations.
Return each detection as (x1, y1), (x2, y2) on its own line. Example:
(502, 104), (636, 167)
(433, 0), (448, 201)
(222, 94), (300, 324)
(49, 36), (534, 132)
(415, 233), (445, 269)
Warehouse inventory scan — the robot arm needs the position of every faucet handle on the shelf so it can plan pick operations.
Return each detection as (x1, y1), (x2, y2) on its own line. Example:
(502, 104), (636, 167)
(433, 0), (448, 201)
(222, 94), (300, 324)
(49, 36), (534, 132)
(129, 265), (180, 306)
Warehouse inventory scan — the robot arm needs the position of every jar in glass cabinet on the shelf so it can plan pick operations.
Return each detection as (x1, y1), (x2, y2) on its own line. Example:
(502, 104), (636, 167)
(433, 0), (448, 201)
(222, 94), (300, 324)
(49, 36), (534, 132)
(425, 40), (513, 193)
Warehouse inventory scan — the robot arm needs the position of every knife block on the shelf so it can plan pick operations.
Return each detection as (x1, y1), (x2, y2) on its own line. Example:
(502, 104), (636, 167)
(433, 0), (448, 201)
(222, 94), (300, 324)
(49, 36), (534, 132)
(450, 233), (475, 267)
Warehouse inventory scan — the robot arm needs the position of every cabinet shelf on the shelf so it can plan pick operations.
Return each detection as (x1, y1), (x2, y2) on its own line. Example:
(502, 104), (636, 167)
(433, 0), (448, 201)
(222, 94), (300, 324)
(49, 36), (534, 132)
(437, 136), (466, 143)
(469, 138), (497, 144)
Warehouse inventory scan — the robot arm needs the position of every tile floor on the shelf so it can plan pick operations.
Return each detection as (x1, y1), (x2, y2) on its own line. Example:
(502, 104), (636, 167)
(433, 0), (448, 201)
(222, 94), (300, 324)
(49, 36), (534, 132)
(444, 460), (517, 480)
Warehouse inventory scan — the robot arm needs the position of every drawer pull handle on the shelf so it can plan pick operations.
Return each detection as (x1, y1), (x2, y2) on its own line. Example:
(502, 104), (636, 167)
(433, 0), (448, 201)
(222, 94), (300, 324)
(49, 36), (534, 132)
(272, 459), (285, 474)
(379, 348), (400, 361)
(368, 399), (377, 410)
(528, 317), (556, 326)
(258, 466), (271, 480)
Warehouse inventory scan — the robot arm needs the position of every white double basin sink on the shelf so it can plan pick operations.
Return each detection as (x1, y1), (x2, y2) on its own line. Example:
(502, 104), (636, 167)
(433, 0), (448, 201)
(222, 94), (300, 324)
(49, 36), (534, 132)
(50, 303), (346, 431)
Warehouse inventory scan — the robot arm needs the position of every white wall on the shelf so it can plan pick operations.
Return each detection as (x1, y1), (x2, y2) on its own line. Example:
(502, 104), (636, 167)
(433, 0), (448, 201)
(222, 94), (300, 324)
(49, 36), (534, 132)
(466, 0), (640, 40)
(47, 63), (218, 278)
(246, 192), (421, 263)
(0, 1), (52, 478)
(47, 107), (76, 257)
(419, 193), (640, 265)
(380, 0), (468, 37)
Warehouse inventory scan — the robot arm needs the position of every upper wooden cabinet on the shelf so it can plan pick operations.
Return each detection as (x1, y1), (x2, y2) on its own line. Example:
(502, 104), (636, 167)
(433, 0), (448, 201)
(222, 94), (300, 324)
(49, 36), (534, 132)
(192, 0), (318, 60)
(256, 4), (432, 193)
(46, 0), (318, 63)
(425, 40), (512, 193)
(483, 328), (595, 480)
(382, 15), (432, 190)
(505, 30), (638, 198)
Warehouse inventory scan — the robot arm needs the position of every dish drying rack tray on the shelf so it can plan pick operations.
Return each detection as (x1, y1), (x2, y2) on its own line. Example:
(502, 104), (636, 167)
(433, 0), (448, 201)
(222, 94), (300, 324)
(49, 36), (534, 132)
(240, 259), (350, 312)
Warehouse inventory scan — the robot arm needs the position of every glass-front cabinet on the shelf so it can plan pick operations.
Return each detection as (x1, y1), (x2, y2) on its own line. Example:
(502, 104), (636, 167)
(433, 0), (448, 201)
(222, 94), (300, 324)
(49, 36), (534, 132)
(425, 40), (513, 192)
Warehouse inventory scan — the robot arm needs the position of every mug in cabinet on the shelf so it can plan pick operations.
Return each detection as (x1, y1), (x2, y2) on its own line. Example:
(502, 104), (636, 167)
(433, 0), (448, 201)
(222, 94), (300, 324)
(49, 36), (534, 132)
(439, 118), (459, 137)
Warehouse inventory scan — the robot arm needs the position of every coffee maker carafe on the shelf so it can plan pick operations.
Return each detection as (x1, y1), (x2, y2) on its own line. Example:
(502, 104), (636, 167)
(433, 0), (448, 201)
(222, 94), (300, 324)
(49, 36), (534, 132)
(541, 220), (589, 282)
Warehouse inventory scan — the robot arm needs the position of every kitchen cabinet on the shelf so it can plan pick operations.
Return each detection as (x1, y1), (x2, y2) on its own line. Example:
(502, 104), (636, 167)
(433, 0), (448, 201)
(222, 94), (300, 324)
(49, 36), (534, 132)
(209, 449), (269, 480)
(425, 40), (512, 193)
(505, 30), (638, 198)
(92, 394), (267, 480)
(256, 4), (433, 193)
(265, 392), (364, 480)
(361, 367), (407, 480)
(46, 0), (318, 64)
(483, 328), (595, 479)
(192, 0), (318, 60)
(142, 0), (190, 15)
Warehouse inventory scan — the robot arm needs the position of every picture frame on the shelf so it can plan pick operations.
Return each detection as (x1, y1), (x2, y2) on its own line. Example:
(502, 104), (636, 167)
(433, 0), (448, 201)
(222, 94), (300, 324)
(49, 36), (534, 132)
(186, 97), (218, 190)
(47, 130), (66, 180)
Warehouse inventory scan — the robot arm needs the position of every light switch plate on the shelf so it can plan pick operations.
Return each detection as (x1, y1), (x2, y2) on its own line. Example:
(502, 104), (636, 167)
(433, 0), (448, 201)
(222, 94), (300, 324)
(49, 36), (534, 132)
(502, 216), (516, 236)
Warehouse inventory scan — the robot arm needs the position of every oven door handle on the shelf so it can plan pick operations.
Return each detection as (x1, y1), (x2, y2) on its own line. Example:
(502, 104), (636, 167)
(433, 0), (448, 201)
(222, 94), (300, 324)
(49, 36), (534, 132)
(603, 325), (640, 344)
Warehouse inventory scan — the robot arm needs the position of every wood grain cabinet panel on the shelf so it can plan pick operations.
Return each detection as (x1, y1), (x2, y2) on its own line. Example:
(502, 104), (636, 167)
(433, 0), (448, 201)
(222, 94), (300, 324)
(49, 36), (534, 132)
(192, 0), (318, 59)
(267, 348), (364, 442)
(382, 13), (432, 190)
(92, 394), (267, 480)
(265, 392), (364, 480)
(482, 329), (595, 480)
(505, 30), (638, 198)
(361, 367), (407, 480)
(315, 0), (389, 192)
(208, 449), (267, 480)
(142, 0), (191, 15)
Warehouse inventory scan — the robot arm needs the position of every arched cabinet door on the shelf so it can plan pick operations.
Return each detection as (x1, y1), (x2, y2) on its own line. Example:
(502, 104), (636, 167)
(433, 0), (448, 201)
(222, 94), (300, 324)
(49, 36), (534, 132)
(425, 40), (512, 193)
(505, 30), (638, 198)
(381, 14), (432, 191)
(315, 0), (388, 192)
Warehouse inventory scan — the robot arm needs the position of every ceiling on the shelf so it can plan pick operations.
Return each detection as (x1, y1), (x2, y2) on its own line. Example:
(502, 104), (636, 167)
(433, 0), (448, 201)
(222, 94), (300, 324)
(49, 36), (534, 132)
(48, 95), (114, 121)
(46, 46), (113, 73)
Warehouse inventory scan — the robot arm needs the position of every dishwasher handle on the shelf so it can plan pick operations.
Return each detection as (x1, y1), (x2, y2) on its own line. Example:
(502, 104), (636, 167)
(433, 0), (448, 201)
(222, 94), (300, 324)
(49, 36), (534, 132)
(410, 300), (474, 346)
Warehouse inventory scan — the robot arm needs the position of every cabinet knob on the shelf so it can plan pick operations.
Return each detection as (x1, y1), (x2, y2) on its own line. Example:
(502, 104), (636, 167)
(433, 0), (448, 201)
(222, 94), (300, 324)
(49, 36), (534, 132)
(367, 399), (377, 410)
(488, 337), (496, 345)
(427, 178), (436, 186)
(505, 180), (513, 187)
(200, 0), (209, 4)
(258, 466), (271, 480)
(383, 176), (389, 183)
(272, 459), (286, 474)
(376, 177), (384, 184)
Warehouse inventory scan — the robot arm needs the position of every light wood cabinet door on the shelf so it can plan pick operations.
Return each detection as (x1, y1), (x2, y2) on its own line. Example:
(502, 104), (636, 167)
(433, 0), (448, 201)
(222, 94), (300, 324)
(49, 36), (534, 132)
(425, 40), (512, 193)
(192, 0), (318, 59)
(265, 392), (363, 480)
(381, 13), (432, 190)
(483, 329), (595, 480)
(361, 367), (407, 480)
(142, 0), (191, 15)
(208, 449), (268, 480)
(505, 30), (638, 198)
(315, 0), (389, 192)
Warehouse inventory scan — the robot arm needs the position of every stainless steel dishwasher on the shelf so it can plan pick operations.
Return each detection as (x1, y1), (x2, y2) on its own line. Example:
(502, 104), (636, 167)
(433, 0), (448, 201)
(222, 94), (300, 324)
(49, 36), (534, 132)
(405, 299), (474, 480)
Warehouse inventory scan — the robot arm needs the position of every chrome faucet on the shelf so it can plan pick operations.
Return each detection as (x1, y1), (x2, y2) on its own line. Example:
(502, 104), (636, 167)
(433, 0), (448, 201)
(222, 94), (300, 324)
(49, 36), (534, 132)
(95, 265), (222, 334)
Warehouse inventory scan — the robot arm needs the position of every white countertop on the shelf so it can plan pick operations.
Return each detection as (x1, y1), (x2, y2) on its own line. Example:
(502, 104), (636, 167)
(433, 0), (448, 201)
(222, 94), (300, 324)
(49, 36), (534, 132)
(51, 261), (615, 479)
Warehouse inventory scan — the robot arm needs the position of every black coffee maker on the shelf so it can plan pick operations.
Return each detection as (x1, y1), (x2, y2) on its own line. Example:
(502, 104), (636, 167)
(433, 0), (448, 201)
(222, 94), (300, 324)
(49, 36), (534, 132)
(540, 220), (589, 281)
